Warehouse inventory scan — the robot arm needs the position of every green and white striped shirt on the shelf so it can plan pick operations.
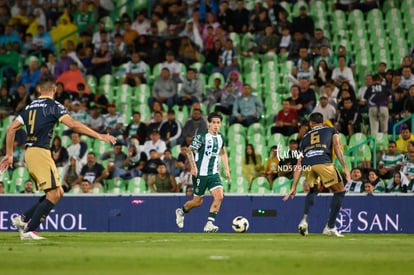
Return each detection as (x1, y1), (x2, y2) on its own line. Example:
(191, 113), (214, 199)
(190, 131), (225, 176)
(345, 180), (364, 193)
(379, 152), (403, 168)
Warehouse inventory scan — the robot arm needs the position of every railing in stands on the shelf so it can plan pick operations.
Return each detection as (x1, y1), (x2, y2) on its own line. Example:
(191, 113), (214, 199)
(392, 114), (414, 141)
(344, 137), (377, 169)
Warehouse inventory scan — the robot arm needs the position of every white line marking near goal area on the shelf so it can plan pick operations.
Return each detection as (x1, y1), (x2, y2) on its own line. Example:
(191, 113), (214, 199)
(208, 255), (230, 260)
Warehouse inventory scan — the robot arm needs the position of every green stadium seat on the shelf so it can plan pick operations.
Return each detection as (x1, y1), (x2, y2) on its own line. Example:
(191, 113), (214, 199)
(292, 1), (308, 16)
(250, 176), (271, 194)
(353, 144), (372, 165)
(134, 0), (148, 11)
(268, 133), (287, 148)
(100, 84), (116, 101)
(99, 74), (116, 86)
(247, 122), (265, 137)
(272, 176), (292, 194)
(348, 132), (368, 149)
(207, 72), (225, 89)
(334, 155), (353, 174)
(85, 74), (97, 91)
(227, 123), (247, 137)
(126, 177), (147, 194)
(372, 133), (389, 152)
(134, 103), (151, 122)
(106, 178), (127, 193)
(230, 176), (249, 193)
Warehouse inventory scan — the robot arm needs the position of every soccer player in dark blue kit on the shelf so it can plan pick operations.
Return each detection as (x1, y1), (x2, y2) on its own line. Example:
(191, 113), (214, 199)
(283, 112), (351, 237)
(0, 74), (116, 240)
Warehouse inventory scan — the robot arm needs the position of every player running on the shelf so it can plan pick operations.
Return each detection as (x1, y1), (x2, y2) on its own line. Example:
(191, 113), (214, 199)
(175, 112), (230, 232)
(283, 112), (351, 237)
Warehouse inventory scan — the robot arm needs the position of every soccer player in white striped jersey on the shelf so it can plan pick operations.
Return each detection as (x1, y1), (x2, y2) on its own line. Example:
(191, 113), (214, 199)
(175, 112), (231, 232)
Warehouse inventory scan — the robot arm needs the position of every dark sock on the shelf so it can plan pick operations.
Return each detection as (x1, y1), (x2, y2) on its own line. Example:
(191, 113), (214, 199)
(208, 212), (217, 223)
(182, 206), (189, 214)
(22, 195), (46, 222)
(304, 188), (318, 216)
(26, 199), (55, 232)
(328, 191), (345, 228)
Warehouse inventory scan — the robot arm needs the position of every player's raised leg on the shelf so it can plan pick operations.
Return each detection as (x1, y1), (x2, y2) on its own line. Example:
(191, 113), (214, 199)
(323, 182), (345, 237)
(203, 186), (223, 233)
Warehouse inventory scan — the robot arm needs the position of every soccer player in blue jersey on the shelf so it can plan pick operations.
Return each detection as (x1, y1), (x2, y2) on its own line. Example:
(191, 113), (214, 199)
(283, 112), (351, 237)
(0, 74), (116, 240)
(175, 112), (231, 232)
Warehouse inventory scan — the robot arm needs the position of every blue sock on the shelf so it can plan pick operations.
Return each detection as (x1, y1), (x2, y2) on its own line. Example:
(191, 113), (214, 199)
(328, 191), (345, 228)
(304, 188), (318, 217)
(23, 195), (46, 222)
(26, 199), (55, 232)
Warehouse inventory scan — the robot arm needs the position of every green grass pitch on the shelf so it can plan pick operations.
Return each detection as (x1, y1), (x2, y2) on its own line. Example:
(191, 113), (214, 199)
(1, 232), (413, 275)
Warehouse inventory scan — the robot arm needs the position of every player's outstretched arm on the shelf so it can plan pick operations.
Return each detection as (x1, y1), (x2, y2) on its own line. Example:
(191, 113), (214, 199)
(283, 157), (303, 201)
(333, 134), (351, 183)
(61, 115), (116, 145)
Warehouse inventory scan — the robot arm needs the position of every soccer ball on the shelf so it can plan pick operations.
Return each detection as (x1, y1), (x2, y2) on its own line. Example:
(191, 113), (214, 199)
(232, 216), (249, 233)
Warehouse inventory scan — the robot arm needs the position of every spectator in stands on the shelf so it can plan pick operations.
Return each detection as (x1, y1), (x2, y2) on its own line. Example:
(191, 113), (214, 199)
(314, 44), (332, 69)
(0, 23), (22, 46)
(288, 31), (309, 61)
(161, 51), (183, 82)
(151, 12), (167, 35)
(20, 180), (34, 194)
(402, 85), (414, 117)
(177, 68), (203, 109)
(357, 74), (373, 114)
(132, 10), (151, 35)
(345, 168), (364, 193)
(32, 24), (55, 58)
(253, 25), (279, 55)
(278, 26), (291, 55)
(14, 56), (40, 95)
(124, 112), (147, 145)
(249, 9), (271, 45)
(309, 28), (330, 50)
(67, 100), (88, 128)
(230, 84), (263, 127)
(242, 144), (263, 189)
(271, 99), (298, 136)
(176, 143), (189, 172)
(51, 136), (68, 168)
(298, 78), (316, 116)
(332, 45), (355, 71)
(365, 169), (385, 193)
(148, 162), (177, 193)
(396, 126), (414, 153)
(164, 146), (180, 176)
(159, 110), (182, 148)
(262, 145), (279, 188)
(93, 28), (114, 54)
(217, 0), (232, 31)
(100, 142), (128, 172)
(90, 42), (112, 80)
(364, 74), (391, 136)
(204, 39), (222, 75)
(314, 59), (332, 90)
(124, 139), (145, 178)
(52, 82), (67, 105)
(74, 152), (105, 190)
(202, 25), (215, 52)
(400, 66), (414, 91)
(142, 149), (163, 183)
(121, 52), (147, 86)
(0, 42), (19, 88)
(332, 55), (355, 89)
(215, 38), (239, 78)
(66, 132), (88, 166)
(143, 129), (167, 160)
(103, 102), (124, 137)
(363, 181), (375, 194)
(86, 105), (105, 133)
(181, 108), (208, 145)
(66, 40), (84, 72)
(76, 30), (94, 56)
(56, 62), (88, 93)
(146, 110), (164, 138)
(150, 68), (177, 110)
(291, 6), (314, 40)
(385, 171), (409, 193)
(73, 1), (94, 31)
(178, 36), (201, 68)
(78, 178), (91, 194)
(12, 85), (31, 115)
(204, 77), (222, 112)
(166, 3), (186, 33)
(333, 0), (359, 11)
(286, 85), (304, 117)
(92, 88), (109, 114)
(112, 33), (128, 67)
(312, 94), (337, 123)
(378, 141), (403, 180)
(179, 19), (203, 51)
(72, 83), (92, 109)
(335, 97), (361, 137)
(0, 86), (13, 118)
(50, 10), (77, 49)
(62, 156), (81, 192)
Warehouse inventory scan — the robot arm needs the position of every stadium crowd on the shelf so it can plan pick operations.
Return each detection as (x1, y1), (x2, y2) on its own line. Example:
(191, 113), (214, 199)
(0, 0), (414, 195)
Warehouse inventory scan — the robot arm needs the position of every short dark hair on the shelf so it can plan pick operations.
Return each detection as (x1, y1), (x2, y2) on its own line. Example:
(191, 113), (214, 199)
(309, 112), (324, 124)
(207, 112), (223, 122)
(38, 74), (56, 91)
